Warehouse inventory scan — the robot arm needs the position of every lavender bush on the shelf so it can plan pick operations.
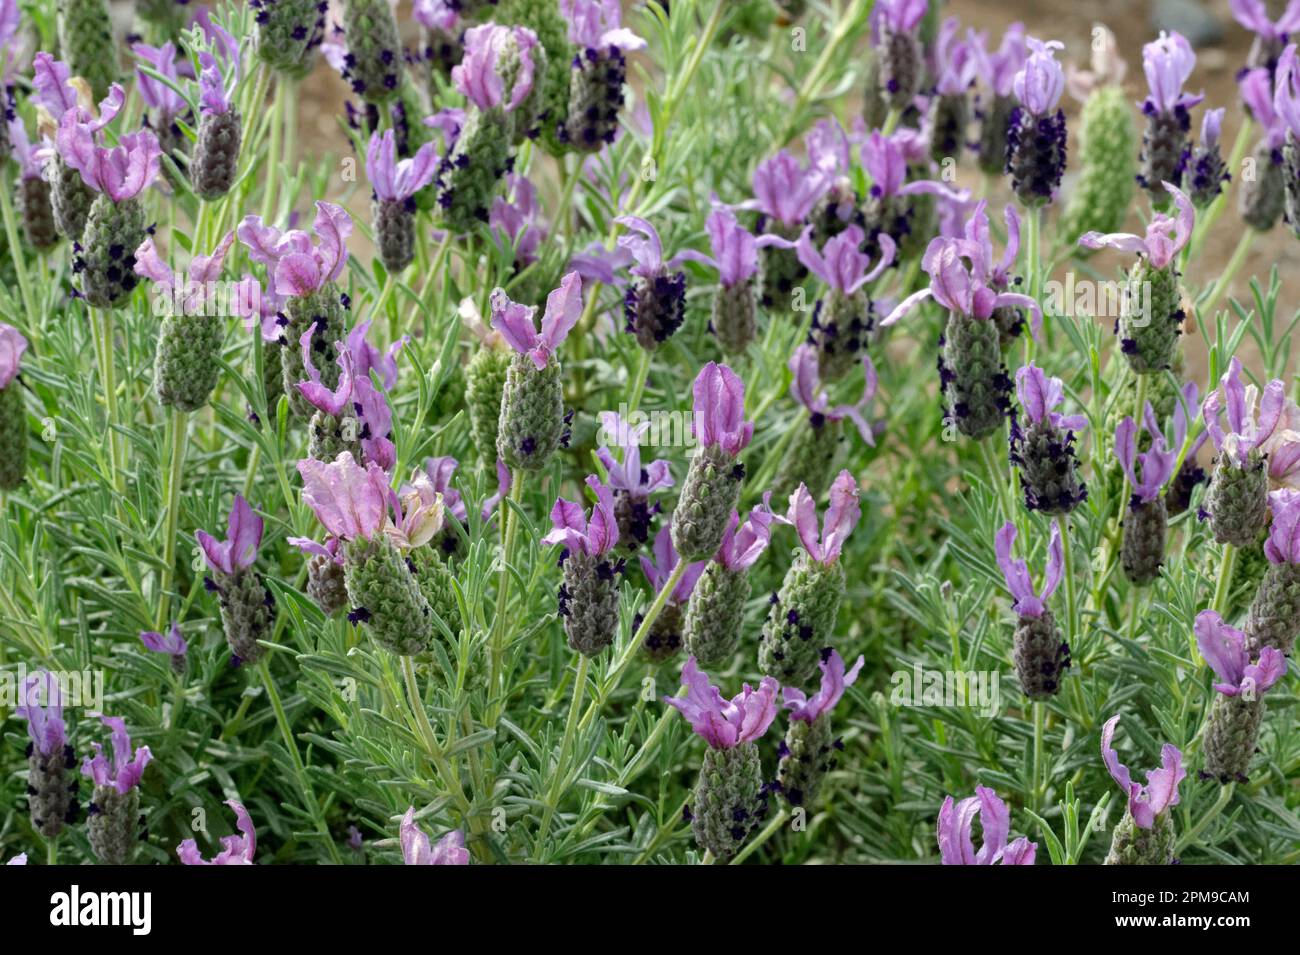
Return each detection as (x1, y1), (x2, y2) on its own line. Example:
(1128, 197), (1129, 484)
(0, 0), (1296, 867)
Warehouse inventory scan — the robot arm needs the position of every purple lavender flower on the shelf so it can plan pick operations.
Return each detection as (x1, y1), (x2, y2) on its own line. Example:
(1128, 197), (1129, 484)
(692, 361), (754, 457)
(1136, 32), (1204, 198)
(1006, 37), (1068, 204)
(1232, 0), (1300, 75)
(882, 233), (1041, 335)
(1195, 610), (1287, 697)
(786, 469), (862, 567)
(783, 649), (864, 723)
(674, 206), (783, 290)
(561, 0), (645, 53)
(489, 174), (546, 267)
(17, 670), (66, 757)
(1079, 182), (1195, 268)
(6, 854), (26, 865)
(177, 800), (256, 865)
(298, 453), (391, 543)
(366, 129), (439, 202)
(936, 787), (1037, 865)
(615, 215), (687, 350)
(82, 716), (152, 794)
(795, 224), (894, 297)
(789, 343), (879, 445)
(1015, 364), (1086, 434)
(663, 656), (780, 749)
(491, 270), (582, 369)
(1202, 358), (1289, 467)
(1009, 364), (1088, 514)
(196, 493), (265, 576)
(239, 201), (351, 299)
(400, 808), (469, 865)
(1264, 488), (1300, 562)
(1116, 405), (1178, 505)
(714, 504), (778, 570)
(558, 0), (645, 150)
(542, 474), (620, 557)
(1188, 107), (1230, 207)
(1243, 66), (1287, 151)
(752, 149), (829, 230)
(56, 108), (161, 202)
(134, 229), (237, 316)
(198, 36), (239, 117)
(133, 41), (187, 123)
(1101, 715), (1185, 830)
(452, 23), (540, 114)
(420, 456), (468, 524)
(0, 322), (27, 389)
(641, 526), (706, 604)
(928, 18), (978, 162)
(971, 23), (1029, 175)
(597, 411), (673, 549)
(994, 520), (1062, 618)
(345, 320), (406, 392)
(871, 0), (927, 110)
(140, 622), (189, 671)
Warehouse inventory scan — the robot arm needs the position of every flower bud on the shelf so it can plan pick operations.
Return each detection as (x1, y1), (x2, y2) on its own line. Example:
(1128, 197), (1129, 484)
(690, 743), (767, 860)
(1201, 693), (1265, 784)
(253, 0), (326, 78)
(776, 712), (836, 808)
(1006, 104), (1067, 206)
(1245, 563), (1300, 657)
(1239, 139), (1285, 231)
(939, 313), (1011, 440)
(1060, 86), (1137, 242)
(975, 93), (1016, 176)
(86, 786), (140, 865)
(436, 108), (511, 234)
(497, 353), (565, 471)
(343, 536), (436, 656)
(341, 0), (403, 103)
(154, 313), (224, 412)
(1205, 454), (1268, 547)
(1013, 608), (1071, 699)
(1117, 258), (1183, 375)
(1105, 808), (1176, 865)
(557, 549), (621, 657)
(191, 109), (242, 201)
(0, 378), (27, 490)
(682, 562), (750, 669)
(374, 197), (416, 274)
(561, 47), (626, 152)
(57, 0), (118, 100)
(76, 195), (145, 309)
(208, 569), (275, 666)
(1121, 496), (1168, 585)
(758, 550), (846, 689)
(466, 345), (511, 466)
(709, 280), (758, 355)
(283, 287), (346, 419)
(51, 155), (94, 242)
(306, 552), (349, 617)
(15, 176), (58, 251)
(671, 444), (745, 562)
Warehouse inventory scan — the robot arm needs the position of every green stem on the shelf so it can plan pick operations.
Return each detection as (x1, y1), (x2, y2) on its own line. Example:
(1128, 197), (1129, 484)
(488, 470), (524, 720)
(1200, 230), (1255, 319)
(46, 835), (57, 865)
(979, 436), (1014, 520)
(1031, 701), (1045, 811)
(261, 80), (285, 221)
(1023, 204), (1042, 360)
(532, 654), (590, 860)
(1057, 513), (1076, 649)
(92, 310), (126, 497)
(157, 408), (187, 628)
(0, 184), (36, 324)
(400, 655), (474, 817)
(627, 349), (650, 415)
(1210, 544), (1237, 617)
(1176, 782), (1234, 854)
(779, 0), (873, 143)
(259, 660), (342, 864)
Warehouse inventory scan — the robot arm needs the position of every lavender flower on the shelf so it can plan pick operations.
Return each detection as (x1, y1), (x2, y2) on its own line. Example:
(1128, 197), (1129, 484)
(683, 504), (777, 668)
(489, 174), (546, 268)
(751, 149), (828, 312)
(616, 215), (687, 350)
(400, 808), (469, 864)
(872, 0), (927, 111)
(994, 519), (1063, 619)
(1116, 404), (1179, 584)
(366, 129), (438, 272)
(861, 129), (968, 260)
(971, 22), (1028, 175)
(996, 519), (1071, 698)
(1239, 66), (1288, 231)
(453, 23), (543, 144)
(664, 656), (780, 749)
(0, 322), (27, 489)
(928, 18), (977, 163)
(17, 671), (77, 838)
(1196, 611), (1286, 698)
(56, 116), (161, 204)
(672, 363), (753, 561)
(1230, 0), (1300, 76)
(1101, 715), (1185, 864)
(1079, 182), (1194, 375)
(83, 716), (152, 864)
(178, 800), (256, 865)
(1188, 108), (1230, 207)
(1197, 609), (1288, 783)
(1202, 358), (1281, 546)
(1273, 44), (1300, 236)
(1009, 363), (1087, 514)
(1007, 37), (1068, 204)
(787, 469), (862, 567)
(638, 526), (707, 662)
(558, 0), (645, 151)
(140, 622), (189, 674)
(197, 494), (276, 665)
(783, 649), (864, 724)
(1136, 32), (1203, 200)
(798, 225), (895, 380)
(543, 474), (623, 656)
(936, 787), (1037, 865)
(133, 42), (188, 154)
(597, 411), (673, 549)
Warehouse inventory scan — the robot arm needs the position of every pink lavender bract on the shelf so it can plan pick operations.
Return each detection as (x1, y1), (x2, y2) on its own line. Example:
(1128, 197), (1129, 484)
(936, 786), (1037, 865)
(663, 656), (780, 749)
(177, 800), (256, 865)
(691, 362), (753, 456)
(400, 807), (469, 864)
(297, 453), (392, 543)
(82, 716), (152, 795)
(1100, 715), (1185, 830)
(1194, 611), (1287, 697)
(541, 474), (619, 556)
(491, 271), (583, 370)
(196, 494), (264, 576)
(994, 520), (1063, 618)
(1078, 182), (1194, 269)
(786, 470), (862, 566)
(783, 650), (865, 723)
(0, 323), (27, 388)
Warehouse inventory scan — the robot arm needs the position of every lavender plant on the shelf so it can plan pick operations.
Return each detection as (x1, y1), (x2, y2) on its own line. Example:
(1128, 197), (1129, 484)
(0, 0), (1297, 871)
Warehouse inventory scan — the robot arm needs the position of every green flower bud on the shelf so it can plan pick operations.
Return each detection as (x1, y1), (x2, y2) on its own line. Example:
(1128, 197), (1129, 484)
(1245, 561), (1300, 657)
(1060, 86), (1137, 243)
(436, 107), (511, 233)
(683, 562), (750, 670)
(672, 444), (745, 562)
(940, 312), (1010, 441)
(1205, 454), (1268, 548)
(77, 195), (146, 310)
(1105, 808), (1176, 865)
(758, 549), (845, 689)
(153, 311), (224, 412)
(558, 550), (621, 658)
(341, 0), (404, 103)
(497, 352), (565, 471)
(690, 742), (766, 861)
(0, 381), (27, 490)
(466, 344), (511, 466)
(57, 0), (118, 100)
(51, 155), (95, 242)
(1117, 257), (1183, 375)
(777, 712), (836, 808)
(86, 785), (139, 865)
(343, 536), (435, 657)
(1201, 693), (1265, 784)
(1120, 497), (1168, 586)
